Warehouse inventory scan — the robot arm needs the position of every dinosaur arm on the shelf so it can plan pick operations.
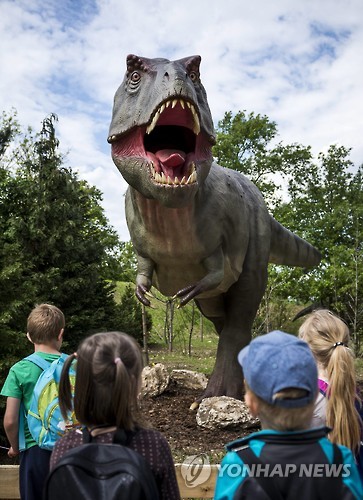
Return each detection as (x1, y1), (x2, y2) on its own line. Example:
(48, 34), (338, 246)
(135, 254), (155, 306)
(174, 245), (225, 306)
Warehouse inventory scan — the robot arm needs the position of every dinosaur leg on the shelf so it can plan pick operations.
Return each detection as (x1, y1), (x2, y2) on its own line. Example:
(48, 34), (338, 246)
(196, 262), (268, 402)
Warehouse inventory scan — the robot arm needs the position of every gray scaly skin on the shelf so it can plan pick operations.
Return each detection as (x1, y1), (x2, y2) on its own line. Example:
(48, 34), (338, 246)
(108, 54), (321, 402)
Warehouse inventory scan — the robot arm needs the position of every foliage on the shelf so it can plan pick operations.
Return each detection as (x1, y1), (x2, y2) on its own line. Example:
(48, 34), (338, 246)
(271, 146), (363, 350)
(0, 112), (124, 361)
(213, 110), (312, 207)
(117, 241), (138, 282)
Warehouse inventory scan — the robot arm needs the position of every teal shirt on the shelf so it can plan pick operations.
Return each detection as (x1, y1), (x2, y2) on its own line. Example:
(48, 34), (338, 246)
(1, 352), (61, 449)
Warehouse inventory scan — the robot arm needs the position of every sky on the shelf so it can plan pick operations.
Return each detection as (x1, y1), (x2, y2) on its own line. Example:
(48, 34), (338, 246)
(1, 0), (362, 241)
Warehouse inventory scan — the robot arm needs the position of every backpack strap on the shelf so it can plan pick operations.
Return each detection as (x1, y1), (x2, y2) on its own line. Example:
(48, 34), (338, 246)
(236, 446), (284, 500)
(325, 444), (344, 498)
(24, 353), (51, 371)
(18, 402), (27, 452)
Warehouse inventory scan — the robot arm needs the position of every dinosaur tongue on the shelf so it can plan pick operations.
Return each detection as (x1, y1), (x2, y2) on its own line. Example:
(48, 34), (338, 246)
(155, 149), (186, 177)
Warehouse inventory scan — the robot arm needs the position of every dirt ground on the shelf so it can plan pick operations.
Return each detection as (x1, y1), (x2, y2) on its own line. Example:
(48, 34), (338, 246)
(139, 382), (259, 463)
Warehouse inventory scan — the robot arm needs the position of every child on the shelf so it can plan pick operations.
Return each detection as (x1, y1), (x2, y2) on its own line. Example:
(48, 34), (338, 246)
(299, 309), (362, 474)
(214, 330), (362, 500)
(49, 331), (180, 500)
(1, 303), (65, 500)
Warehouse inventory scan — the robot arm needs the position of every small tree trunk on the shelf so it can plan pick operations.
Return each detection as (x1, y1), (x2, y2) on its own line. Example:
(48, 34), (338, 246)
(168, 300), (174, 352)
(141, 304), (149, 366)
(200, 311), (204, 341)
(188, 302), (195, 356)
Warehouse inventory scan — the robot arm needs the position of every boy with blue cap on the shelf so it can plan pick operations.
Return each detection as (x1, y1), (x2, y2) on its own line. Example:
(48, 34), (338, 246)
(214, 330), (362, 499)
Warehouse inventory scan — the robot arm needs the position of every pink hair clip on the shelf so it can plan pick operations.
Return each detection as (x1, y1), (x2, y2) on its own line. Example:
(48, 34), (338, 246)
(114, 357), (122, 364)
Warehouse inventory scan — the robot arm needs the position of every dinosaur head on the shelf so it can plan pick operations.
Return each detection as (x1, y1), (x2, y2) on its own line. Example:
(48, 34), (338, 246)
(108, 55), (216, 208)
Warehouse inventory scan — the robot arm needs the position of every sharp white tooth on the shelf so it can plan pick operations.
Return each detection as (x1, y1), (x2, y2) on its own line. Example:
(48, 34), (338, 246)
(155, 172), (162, 183)
(186, 173), (192, 184)
(147, 113), (159, 134)
(180, 176), (186, 184)
(179, 99), (185, 109)
(193, 122), (200, 135)
(190, 161), (196, 171)
(165, 101), (171, 108)
(146, 116), (157, 134)
(172, 99), (178, 108)
(159, 103), (165, 114)
(160, 172), (166, 183)
(191, 108), (200, 135)
(174, 177), (180, 184)
(190, 171), (197, 183)
(186, 102), (191, 108)
(167, 176), (172, 185)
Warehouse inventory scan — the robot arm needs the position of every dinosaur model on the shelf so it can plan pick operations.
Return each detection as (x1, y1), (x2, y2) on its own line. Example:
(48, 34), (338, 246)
(108, 54), (321, 401)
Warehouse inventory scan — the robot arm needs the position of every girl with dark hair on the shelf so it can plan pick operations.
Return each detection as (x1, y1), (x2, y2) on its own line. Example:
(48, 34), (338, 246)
(50, 331), (180, 499)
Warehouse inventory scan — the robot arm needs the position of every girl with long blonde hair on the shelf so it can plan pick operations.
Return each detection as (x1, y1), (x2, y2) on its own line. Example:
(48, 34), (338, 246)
(299, 309), (361, 454)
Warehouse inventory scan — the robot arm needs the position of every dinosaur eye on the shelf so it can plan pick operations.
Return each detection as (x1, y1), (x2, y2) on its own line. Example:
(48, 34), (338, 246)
(189, 71), (198, 82)
(130, 71), (141, 83)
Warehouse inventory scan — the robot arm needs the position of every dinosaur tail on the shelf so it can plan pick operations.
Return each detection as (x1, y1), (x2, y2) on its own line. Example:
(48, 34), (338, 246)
(269, 218), (321, 268)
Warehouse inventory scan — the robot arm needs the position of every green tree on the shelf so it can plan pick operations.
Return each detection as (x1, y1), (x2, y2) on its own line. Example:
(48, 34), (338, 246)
(213, 110), (312, 206)
(272, 146), (363, 349)
(0, 112), (124, 357)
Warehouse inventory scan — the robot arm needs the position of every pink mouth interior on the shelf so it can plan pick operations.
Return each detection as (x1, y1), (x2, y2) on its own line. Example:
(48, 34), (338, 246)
(154, 149), (186, 178)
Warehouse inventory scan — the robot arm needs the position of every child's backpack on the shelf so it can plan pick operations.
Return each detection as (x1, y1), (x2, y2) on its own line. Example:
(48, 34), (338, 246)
(234, 443), (344, 500)
(20, 353), (78, 450)
(44, 428), (159, 500)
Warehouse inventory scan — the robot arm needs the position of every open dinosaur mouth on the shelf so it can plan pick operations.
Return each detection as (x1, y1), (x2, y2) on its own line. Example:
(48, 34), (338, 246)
(111, 98), (200, 186)
(144, 98), (199, 185)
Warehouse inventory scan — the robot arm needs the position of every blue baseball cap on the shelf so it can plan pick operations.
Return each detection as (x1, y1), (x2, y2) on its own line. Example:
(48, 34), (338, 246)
(238, 330), (318, 408)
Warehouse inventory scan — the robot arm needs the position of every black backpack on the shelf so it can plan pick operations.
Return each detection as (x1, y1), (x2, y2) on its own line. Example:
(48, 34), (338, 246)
(44, 428), (159, 500)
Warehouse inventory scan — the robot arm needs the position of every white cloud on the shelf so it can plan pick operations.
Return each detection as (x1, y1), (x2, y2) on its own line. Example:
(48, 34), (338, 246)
(1, 0), (362, 240)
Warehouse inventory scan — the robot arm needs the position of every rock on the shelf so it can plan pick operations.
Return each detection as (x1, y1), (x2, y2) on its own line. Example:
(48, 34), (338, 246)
(170, 369), (208, 390)
(196, 396), (260, 430)
(140, 363), (170, 397)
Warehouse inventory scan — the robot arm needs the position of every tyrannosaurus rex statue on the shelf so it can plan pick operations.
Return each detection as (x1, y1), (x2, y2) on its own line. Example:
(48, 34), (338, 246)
(108, 54), (321, 401)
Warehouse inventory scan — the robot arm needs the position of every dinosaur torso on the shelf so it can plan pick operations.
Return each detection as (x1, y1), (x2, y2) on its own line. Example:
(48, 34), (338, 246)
(126, 162), (263, 297)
